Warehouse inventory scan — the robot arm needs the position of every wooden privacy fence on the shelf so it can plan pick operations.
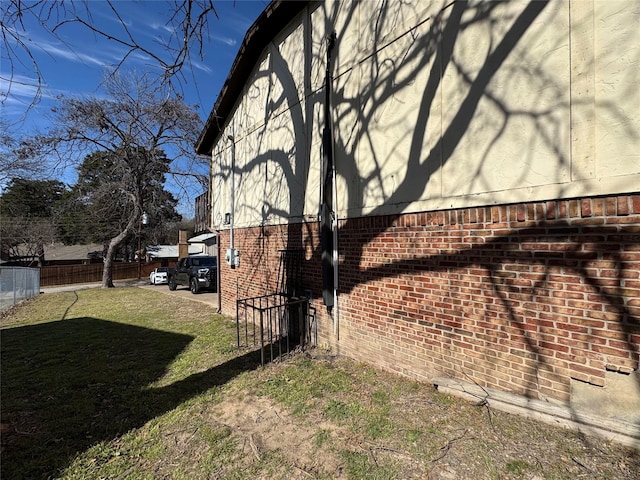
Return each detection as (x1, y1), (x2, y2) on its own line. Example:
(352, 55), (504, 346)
(40, 262), (162, 287)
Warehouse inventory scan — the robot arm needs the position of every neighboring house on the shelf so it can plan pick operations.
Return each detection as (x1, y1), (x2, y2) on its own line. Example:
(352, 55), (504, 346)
(188, 232), (217, 257)
(146, 244), (205, 264)
(195, 1), (640, 442)
(40, 243), (103, 265)
(194, 191), (210, 234)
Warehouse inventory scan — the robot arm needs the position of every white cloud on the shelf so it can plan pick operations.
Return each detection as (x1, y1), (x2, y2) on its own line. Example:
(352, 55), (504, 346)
(211, 34), (237, 47)
(149, 22), (174, 35)
(189, 59), (213, 74)
(35, 42), (108, 67)
(0, 74), (41, 95)
(4, 24), (122, 70)
(0, 73), (57, 103)
(0, 73), (50, 121)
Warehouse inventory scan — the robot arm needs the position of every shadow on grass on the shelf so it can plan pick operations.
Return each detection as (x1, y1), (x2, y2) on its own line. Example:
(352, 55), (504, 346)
(0, 317), (262, 479)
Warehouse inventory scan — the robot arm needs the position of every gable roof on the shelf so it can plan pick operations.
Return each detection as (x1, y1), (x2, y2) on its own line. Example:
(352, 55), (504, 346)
(44, 243), (103, 261)
(195, 0), (309, 155)
(146, 245), (204, 259)
(188, 232), (216, 243)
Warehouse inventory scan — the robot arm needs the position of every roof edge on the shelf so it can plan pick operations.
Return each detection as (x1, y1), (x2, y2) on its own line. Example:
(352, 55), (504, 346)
(195, 0), (310, 155)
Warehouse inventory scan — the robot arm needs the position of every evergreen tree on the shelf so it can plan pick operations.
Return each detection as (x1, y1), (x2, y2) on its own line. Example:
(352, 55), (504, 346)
(0, 178), (66, 218)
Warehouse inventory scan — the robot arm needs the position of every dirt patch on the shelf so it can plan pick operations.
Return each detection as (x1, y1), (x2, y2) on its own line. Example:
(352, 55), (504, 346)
(211, 394), (346, 478)
(159, 354), (640, 479)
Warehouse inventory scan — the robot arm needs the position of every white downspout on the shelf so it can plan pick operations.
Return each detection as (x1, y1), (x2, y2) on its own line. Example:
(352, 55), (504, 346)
(332, 164), (339, 339)
(328, 32), (339, 338)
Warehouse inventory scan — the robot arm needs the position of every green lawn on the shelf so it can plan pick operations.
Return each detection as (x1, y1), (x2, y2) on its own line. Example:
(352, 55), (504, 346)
(1, 288), (638, 480)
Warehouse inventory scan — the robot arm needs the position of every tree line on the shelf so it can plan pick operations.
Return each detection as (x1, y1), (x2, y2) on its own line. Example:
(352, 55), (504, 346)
(1, 160), (190, 267)
(2, 1), (235, 287)
(1, 73), (204, 287)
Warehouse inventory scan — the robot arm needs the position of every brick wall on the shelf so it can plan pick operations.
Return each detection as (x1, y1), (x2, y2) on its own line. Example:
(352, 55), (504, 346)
(217, 194), (640, 404)
(218, 223), (319, 312)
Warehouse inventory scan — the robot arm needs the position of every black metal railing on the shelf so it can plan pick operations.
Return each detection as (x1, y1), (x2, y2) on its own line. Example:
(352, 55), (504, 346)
(236, 293), (316, 365)
(235, 249), (316, 365)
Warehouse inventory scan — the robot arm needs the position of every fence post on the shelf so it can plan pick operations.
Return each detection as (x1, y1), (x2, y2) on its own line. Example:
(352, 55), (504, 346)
(260, 309), (265, 366)
(13, 267), (17, 306)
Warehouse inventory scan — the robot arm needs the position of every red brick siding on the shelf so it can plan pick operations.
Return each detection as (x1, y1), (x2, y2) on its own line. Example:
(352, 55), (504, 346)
(217, 194), (640, 403)
(217, 223), (322, 313)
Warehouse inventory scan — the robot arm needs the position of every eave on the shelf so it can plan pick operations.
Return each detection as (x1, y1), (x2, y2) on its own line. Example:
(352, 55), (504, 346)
(194, 0), (310, 155)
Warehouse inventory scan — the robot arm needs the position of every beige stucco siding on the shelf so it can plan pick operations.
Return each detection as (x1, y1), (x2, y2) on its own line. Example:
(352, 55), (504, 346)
(593, 1), (640, 179)
(210, 146), (226, 228)
(439, 1), (571, 198)
(209, 0), (640, 230)
(341, 2), (444, 216)
(212, 8), (319, 229)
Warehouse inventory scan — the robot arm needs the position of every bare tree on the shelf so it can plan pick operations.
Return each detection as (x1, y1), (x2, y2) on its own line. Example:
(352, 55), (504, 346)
(18, 72), (203, 287)
(0, 119), (47, 185)
(0, 217), (56, 266)
(1, 0), (220, 114)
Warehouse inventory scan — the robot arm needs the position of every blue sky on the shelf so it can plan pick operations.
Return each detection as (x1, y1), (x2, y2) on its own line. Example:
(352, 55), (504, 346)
(0, 0), (268, 214)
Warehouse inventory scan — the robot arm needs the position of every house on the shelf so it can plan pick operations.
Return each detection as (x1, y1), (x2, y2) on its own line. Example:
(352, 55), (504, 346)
(195, 1), (640, 444)
(1, 242), (104, 266)
(147, 230), (217, 264)
(42, 243), (104, 265)
(194, 191), (210, 234)
(146, 244), (207, 264)
(187, 232), (217, 257)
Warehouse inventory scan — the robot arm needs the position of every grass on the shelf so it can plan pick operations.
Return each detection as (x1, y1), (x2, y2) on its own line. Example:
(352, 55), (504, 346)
(1, 288), (247, 480)
(2, 288), (639, 479)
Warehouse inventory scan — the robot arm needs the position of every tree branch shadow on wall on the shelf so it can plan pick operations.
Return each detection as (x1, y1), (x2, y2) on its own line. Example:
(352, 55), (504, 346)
(339, 220), (639, 379)
(212, 0), (639, 442)
(324, 0), (639, 412)
(336, 0), (636, 445)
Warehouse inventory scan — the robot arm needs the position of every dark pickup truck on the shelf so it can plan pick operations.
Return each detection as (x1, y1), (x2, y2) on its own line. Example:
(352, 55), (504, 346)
(168, 256), (217, 294)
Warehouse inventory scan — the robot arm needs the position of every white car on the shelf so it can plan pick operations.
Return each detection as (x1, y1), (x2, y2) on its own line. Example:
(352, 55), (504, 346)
(149, 267), (169, 285)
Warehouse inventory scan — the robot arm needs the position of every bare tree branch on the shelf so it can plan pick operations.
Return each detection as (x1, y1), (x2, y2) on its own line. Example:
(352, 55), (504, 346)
(11, 71), (203, 286)
(2, 0), (224, 115)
